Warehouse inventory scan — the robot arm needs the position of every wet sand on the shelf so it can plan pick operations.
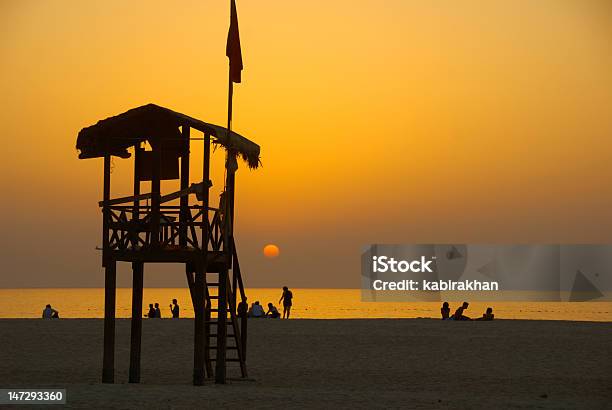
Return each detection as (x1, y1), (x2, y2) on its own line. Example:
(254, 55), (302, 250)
(0, 319), (610, 408)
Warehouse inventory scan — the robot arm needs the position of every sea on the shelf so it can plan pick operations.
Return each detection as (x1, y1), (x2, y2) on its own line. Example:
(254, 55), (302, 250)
(1, 288), (611, 321)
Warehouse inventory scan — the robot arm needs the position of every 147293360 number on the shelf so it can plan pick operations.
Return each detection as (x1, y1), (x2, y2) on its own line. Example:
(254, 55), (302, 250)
(1, 389), (66, 404)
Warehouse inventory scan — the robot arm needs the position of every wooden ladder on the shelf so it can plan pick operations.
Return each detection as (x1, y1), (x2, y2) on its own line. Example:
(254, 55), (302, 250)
(203, 265), (248, 380)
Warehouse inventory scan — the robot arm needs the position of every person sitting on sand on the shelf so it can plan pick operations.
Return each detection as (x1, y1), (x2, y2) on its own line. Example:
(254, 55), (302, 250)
(146, 304), (155, 318)
(451, 302), (471, 321)
(248, 301), (265, 318)
(476, 307), (494, 321)
(170, 299), (180, 318)
(266, 303), (280, 318)
(441, 302), (450, 320)
(154, 303), (161, 318)
(42, 304), (59, 319)
(238, 300), (248, 318)
(279, 286), (293, 319)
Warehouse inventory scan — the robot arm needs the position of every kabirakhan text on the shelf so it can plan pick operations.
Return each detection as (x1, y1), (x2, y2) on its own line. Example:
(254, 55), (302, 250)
(372, 280), (500, 291)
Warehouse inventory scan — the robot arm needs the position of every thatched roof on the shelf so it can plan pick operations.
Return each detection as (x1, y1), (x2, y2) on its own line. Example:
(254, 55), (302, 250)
(76, 104), (260, 169)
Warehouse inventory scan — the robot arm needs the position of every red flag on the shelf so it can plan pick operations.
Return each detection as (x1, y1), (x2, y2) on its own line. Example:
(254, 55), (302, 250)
(226, 0), (243, 83)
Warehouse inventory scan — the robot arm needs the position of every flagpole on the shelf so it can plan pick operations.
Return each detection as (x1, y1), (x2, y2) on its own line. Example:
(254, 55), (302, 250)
(227, 64), (234, 136)
(225, 0), (236, 258)
(224, 0), (241, 251)
(226, 63), (235, 232)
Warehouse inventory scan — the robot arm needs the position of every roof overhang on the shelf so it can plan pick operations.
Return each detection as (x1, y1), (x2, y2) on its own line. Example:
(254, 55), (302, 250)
(76, 104), (260, 169)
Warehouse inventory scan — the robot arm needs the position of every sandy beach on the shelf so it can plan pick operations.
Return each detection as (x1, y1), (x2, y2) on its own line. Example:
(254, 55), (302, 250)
(1, 318), (610, 408)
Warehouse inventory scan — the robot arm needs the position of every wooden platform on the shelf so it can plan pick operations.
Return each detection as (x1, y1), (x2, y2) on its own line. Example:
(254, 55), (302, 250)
(109, 249), (229, 272)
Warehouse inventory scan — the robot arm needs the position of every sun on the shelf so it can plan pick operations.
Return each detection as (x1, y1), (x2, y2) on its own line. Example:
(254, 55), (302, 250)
(263, 244), (280, 258)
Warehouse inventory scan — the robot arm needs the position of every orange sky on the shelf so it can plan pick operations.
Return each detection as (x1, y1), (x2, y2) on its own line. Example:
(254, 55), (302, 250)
(1, 0), (611, 288)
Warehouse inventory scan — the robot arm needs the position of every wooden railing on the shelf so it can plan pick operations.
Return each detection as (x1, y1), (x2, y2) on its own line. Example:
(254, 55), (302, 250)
(103, 205), (226, 253)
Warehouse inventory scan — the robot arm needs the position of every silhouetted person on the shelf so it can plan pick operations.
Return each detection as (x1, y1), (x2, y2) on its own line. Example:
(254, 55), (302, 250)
(42, 304), (59, 319)
(441, 302), (450, 320)
(146, 304), (155, 318)
(452, 302), (470, 320)
(154, 303), (161, 318)
(279, 286), (293, 319)
(476, 307), (494, 321)
(266, 303), (280, 318)
(248, 301), (265, 318)
(238, 300), (248, 319)
(170, 299), (180, 318)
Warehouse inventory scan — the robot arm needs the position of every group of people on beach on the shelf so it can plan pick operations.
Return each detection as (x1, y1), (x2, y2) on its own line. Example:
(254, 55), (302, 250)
(247, 286), (293, 319)
(441, 301), (494, 321)
(44, 293), (493, 322)
(41, 286), (293, 320)
(146, 299), (180, 318)
(136, 287), (292, 320)
(43, 294), (494, 322)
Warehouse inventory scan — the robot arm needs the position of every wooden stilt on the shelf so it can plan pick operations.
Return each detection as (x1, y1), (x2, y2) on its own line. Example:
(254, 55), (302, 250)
(129, 262), (144, 383)
(102, 260), (116, 383)
(185, 264), (196, 311)
(193, 266), (205, 385)
(215, 268), (228, 384)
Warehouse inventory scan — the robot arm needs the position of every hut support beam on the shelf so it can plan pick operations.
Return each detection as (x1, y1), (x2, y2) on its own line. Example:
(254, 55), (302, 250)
(180, 128), (197, 312)
(102, 260), (116, 383)
(102, 154), (111, 267)
(179, 126), (190, 249)
(151, 147), (161, 248)
(132, 146), (142, 248)
(186, 264), (196, 311)
(129, 262), (144, 383)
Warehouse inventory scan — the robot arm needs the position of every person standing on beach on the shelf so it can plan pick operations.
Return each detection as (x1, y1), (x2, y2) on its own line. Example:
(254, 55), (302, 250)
(42, 304), (59, 319)
(279, 286), (293, 319)
(170, 299), (180, 318)
(154, 303), (161, 318)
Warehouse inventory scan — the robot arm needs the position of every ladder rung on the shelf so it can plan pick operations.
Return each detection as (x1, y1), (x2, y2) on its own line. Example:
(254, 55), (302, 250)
(207, 282), (220, 286)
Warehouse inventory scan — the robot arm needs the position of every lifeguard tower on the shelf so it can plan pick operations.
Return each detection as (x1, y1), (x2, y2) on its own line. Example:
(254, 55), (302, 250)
(76, 103), (260, 385)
